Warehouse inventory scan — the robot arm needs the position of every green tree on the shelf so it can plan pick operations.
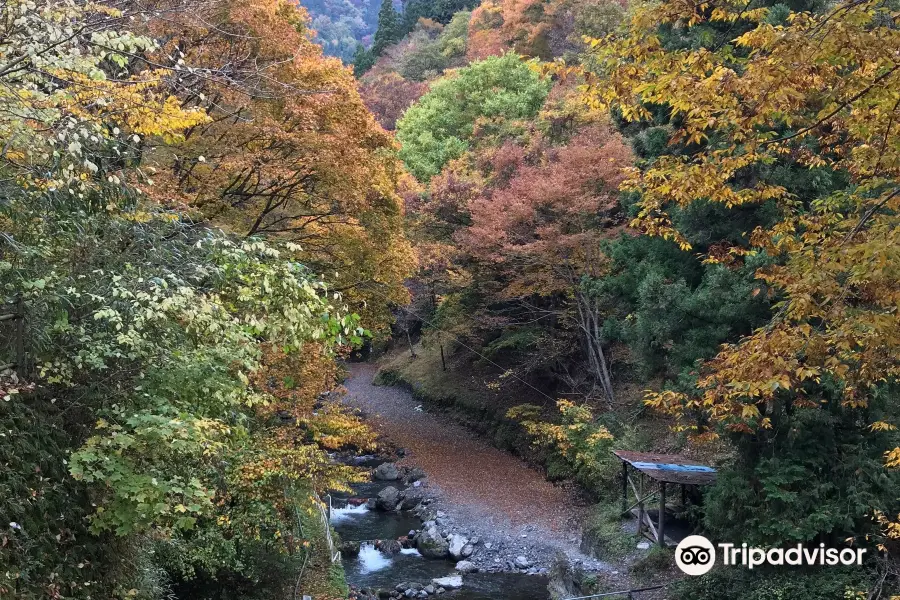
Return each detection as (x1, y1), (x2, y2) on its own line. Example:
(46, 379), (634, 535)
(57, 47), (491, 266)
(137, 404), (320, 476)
(400, 0), (480, 31)
(353, 42), (377, 75)
(396, 53), (551, 180)
(373, 0), (402, 54)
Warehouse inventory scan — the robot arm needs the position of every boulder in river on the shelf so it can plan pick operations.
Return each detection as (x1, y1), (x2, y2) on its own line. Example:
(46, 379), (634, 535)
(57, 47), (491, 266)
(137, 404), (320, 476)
(376, 486), (401, 511)
(406, 467), (427, 483)
(431, 575), (463, 590)
(400, 487), (425, 510)
(376, 539), (403, 556)
(547, 551), (591, 600)
(415, 524), (450, 558)
(374, 462), (401, 481)
(455, 560), (477, 573)
(340, 541), (361, 558)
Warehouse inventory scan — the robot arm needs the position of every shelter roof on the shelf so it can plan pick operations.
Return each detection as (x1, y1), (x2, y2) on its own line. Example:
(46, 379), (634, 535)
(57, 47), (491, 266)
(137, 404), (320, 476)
(613, 450), (717, 485)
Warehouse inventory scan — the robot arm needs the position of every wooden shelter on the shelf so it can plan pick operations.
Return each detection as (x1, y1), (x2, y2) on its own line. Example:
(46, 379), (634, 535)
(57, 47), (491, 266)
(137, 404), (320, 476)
(613, 450), (717, 547)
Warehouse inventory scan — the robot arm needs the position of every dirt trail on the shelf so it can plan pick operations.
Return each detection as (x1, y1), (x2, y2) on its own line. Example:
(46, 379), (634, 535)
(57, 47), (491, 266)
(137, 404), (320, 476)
(342, 362), (613, 573)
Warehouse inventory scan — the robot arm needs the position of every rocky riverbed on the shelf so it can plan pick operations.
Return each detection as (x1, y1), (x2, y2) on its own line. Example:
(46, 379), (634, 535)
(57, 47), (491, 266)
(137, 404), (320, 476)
(342, 363), (615, 575)
(333, 457), (557, 599)
(333, 363), (622, 599)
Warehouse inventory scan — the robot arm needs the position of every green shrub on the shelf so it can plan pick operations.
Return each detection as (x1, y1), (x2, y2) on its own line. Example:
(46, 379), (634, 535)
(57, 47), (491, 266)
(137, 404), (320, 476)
(373, 366), (402, 386)
(581, 503), (634, 560)
(630, 546), (673, 580)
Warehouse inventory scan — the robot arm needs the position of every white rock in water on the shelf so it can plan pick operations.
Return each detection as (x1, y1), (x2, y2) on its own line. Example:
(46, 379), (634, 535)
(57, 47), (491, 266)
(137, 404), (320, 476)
(432, 575), (463, 589)
(448, 534), (470, 559)
(456, 560), (477, 573)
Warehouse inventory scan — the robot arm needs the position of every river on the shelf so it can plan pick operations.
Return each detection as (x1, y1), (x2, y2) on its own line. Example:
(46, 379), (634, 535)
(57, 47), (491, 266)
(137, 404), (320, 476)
(328, 362), (612, 599)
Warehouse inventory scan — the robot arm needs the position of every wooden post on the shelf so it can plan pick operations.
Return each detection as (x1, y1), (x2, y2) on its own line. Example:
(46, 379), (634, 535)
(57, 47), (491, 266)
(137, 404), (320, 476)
(637, 473), (644, 538)
(658, 482), (666, 547)
(14, 294), (24, 374)
(621, 460), (629, 514)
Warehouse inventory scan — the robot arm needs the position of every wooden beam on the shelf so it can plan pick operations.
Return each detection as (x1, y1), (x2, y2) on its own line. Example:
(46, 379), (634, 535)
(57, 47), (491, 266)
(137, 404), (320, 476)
(658, 482), (666, 547)
(624, 490), (658, 515)
(637, 473), (645, 538)
(621, 460), (628, 513)
(644, 506), (658, 542)
(628, 473), (642, 504)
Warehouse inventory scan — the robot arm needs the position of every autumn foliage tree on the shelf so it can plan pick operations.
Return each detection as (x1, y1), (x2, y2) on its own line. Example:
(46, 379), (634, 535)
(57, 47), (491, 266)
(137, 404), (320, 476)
(359, 70), (430, 129)
(459, 123), (631, 398)
(582, 0), (900, 550)
(0, 0), (400, 598)
(462, 124), (630, 299)
(142, 0), (415, 331)
(467, 0), (625, 60)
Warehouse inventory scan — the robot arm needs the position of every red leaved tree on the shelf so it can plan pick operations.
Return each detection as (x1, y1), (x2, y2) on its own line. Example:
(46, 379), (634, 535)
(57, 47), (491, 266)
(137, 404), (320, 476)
(459, 123), (632, 400)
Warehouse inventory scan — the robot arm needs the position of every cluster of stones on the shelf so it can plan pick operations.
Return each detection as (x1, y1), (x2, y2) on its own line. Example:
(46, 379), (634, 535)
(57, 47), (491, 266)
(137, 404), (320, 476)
(389, 575), (462, 598)
(364, 461), (544, 575)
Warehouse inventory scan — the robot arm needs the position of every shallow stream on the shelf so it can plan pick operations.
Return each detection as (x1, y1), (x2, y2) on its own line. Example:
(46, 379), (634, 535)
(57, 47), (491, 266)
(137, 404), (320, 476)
(330, 481), (550, 599)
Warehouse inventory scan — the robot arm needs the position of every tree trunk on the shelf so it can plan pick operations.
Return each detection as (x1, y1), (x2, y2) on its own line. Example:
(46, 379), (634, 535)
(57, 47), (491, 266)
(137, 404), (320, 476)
(574, 291), (614, 404)
(406, 329), (417, 358)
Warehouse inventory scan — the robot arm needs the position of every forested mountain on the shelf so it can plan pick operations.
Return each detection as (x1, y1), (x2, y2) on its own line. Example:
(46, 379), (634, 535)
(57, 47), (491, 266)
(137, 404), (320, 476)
(301, 0), (381, 61)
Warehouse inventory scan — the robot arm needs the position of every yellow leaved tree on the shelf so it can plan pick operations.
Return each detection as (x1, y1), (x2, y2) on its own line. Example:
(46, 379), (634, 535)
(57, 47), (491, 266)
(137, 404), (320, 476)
(581, 0), (900, 544)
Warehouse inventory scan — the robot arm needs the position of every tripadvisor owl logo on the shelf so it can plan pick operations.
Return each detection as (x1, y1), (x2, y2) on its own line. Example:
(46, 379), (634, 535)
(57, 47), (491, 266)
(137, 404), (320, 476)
(675, 535), (716, 576)
(673, 535), (868, 576)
